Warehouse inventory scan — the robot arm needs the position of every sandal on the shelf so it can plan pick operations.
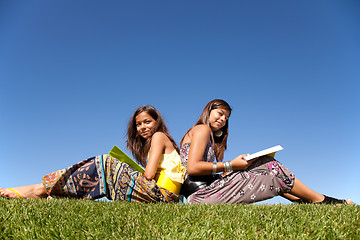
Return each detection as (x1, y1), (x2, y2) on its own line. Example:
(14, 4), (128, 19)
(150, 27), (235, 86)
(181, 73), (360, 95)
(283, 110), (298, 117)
(8, 188), (25, 199)
(318, 195), (347, 204)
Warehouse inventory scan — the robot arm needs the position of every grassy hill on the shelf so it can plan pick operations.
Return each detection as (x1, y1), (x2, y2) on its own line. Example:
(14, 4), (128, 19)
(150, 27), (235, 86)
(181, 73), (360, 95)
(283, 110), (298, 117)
(0, 198), (359, 239)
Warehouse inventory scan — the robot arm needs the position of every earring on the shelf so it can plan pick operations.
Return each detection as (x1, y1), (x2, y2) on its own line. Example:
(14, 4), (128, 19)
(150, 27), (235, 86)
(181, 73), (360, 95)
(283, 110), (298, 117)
(214, 130), (223, 137)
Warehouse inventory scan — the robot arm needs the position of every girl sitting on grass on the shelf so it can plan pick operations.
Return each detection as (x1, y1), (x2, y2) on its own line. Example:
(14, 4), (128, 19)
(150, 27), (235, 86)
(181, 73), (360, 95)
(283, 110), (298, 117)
(0, 106), (185, 203)
(179, 99), (353, 204)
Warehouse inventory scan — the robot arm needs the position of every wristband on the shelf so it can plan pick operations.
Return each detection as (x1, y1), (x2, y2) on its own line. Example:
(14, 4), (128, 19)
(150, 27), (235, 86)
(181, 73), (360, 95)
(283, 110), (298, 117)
(224, 161), (233, 172)
(212, 162), (217, 174)
(228, 161), (233, 171)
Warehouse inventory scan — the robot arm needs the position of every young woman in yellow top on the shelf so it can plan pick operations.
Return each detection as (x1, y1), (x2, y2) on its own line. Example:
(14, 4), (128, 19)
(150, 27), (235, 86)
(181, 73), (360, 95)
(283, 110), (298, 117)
(0, 106), (185, 203)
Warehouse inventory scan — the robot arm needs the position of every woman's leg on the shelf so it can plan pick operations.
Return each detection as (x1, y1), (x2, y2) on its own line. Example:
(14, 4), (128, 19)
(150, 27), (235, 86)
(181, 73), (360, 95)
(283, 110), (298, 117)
(0, 184), (47, 199)
(282, 193), (307, 203)
(289, 177), (352, 204)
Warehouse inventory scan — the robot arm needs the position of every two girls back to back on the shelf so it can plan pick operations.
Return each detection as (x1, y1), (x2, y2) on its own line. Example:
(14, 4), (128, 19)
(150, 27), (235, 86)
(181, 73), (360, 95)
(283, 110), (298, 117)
(0, 101), (353, 205)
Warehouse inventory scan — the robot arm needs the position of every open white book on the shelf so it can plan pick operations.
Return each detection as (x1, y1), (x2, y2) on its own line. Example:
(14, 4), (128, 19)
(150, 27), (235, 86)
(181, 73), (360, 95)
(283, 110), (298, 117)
(243, 145), (283, 161)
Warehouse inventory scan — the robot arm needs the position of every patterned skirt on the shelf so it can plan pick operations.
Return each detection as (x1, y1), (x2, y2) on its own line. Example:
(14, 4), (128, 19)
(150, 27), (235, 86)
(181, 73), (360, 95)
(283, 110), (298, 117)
(187, 156), (295, 204)
(42, 154), (178, 203)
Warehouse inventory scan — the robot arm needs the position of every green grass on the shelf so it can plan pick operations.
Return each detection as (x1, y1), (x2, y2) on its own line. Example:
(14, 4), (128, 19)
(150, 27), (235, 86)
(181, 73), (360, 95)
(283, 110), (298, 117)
(0, 198), (359, 239)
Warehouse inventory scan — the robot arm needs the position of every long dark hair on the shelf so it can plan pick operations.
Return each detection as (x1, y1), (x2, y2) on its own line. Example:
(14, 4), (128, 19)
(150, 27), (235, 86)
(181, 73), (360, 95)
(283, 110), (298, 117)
(126, 105), (179, 167)
(181, 99), (232, 161)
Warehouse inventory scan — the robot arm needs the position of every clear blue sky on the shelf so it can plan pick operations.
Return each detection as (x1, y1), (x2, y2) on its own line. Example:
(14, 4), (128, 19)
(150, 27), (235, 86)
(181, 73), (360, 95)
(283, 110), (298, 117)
(1, 1), (359, 204)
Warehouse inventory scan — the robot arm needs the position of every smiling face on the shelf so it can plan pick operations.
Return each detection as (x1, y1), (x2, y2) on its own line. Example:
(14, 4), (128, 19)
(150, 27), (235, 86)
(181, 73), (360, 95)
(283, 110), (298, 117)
(135, 112), (156, 139)
(209, 108), (230, 132)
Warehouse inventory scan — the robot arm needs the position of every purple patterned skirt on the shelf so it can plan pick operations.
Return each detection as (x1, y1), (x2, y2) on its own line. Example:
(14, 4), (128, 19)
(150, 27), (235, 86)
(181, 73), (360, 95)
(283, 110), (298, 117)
(187, 156), (295, 204)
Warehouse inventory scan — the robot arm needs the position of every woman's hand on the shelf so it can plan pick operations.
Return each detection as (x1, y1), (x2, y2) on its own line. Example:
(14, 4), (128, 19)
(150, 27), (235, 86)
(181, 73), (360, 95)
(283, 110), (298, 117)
(231, 154), (257, 171)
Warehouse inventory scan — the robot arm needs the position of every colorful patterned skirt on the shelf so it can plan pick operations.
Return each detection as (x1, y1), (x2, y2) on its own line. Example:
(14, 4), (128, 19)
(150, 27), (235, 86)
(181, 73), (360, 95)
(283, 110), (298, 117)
(42, 154), (178, 203)
(187, 156), (295, 204)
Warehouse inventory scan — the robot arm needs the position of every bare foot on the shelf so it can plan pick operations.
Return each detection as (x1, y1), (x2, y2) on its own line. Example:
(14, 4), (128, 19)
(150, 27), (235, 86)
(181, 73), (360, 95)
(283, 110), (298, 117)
(0, 184), (47, 199)
(346, 199), (354, 205)
(0, 187), (23, 198)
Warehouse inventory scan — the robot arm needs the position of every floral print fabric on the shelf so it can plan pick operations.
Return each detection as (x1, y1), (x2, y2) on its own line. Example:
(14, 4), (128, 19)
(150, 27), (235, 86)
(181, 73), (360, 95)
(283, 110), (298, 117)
(180, 143), (295, 204)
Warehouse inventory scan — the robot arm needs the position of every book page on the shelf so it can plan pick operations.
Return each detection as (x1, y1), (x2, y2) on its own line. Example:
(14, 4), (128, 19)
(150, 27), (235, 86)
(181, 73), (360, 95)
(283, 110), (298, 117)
(108, 145), (145, 173)
(244, 145), (283, 161)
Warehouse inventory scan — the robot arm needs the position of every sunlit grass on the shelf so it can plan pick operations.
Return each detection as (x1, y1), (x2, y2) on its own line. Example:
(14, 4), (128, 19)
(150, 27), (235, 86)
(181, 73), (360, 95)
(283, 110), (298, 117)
(0, 198), (359, 239)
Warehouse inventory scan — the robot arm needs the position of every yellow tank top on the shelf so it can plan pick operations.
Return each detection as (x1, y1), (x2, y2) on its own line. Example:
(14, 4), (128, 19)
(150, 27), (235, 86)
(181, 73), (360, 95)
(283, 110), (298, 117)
(148, 149), (186, 184)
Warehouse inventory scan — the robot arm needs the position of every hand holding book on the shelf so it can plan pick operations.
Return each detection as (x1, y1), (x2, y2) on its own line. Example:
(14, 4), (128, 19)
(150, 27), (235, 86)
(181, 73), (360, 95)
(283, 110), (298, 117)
(230, 154), (256, 171)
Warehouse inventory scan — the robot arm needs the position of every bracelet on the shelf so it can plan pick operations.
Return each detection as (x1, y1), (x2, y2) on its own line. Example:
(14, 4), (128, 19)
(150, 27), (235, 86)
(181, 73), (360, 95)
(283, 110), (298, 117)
(212, 162), (217, 174)
(224, 161), (233, 172)
(228, 161), (233, 171)
(224, 161), (229, 172)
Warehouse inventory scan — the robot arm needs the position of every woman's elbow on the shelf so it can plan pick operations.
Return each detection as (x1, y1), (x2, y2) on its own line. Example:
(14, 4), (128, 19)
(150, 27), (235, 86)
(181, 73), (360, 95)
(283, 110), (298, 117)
(143, 172), (155, 180)
(187, 166), (201, 176)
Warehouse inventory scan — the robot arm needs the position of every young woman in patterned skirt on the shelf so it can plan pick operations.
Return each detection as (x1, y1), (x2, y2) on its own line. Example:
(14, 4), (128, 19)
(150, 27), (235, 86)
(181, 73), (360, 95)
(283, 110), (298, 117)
(0, 106), (185, 203)
(179, 99), (352, 204)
